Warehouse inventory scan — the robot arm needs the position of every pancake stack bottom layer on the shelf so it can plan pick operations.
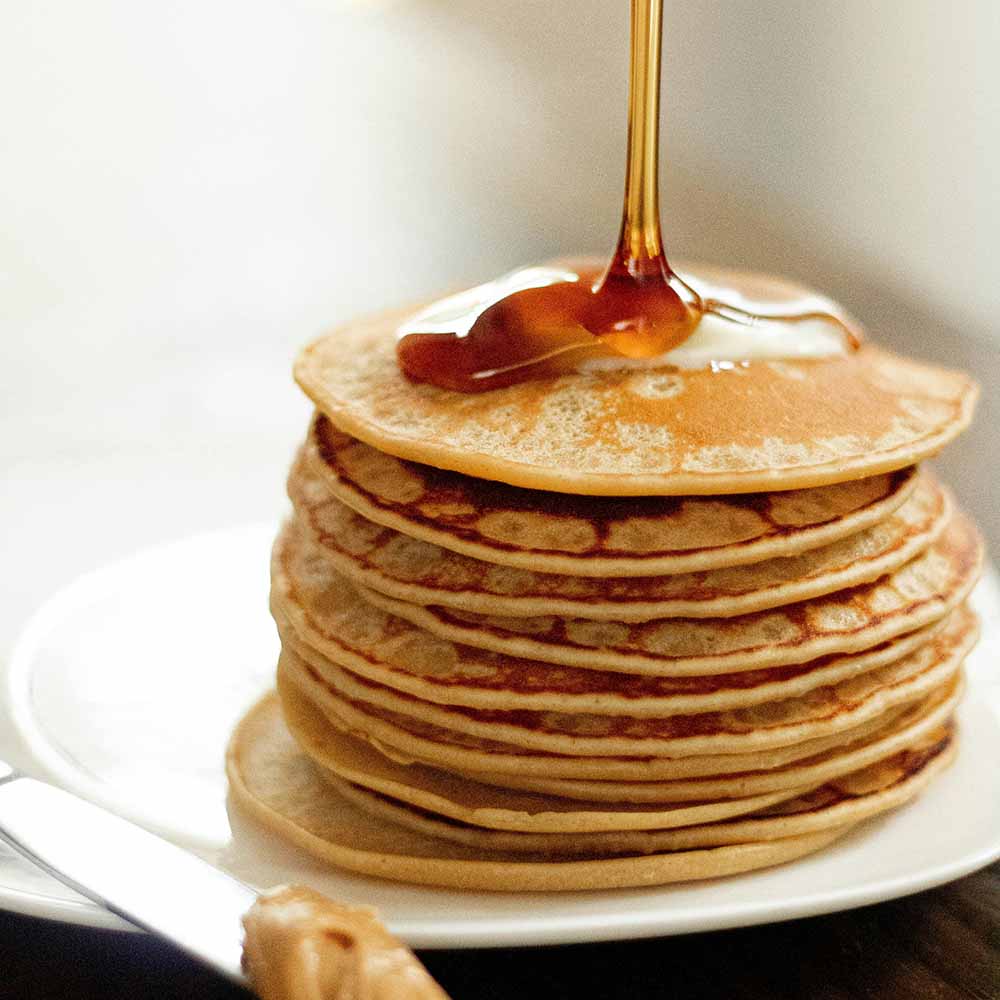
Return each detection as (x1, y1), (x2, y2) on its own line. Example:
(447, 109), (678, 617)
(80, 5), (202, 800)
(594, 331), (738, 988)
(228, 403), (984, 892)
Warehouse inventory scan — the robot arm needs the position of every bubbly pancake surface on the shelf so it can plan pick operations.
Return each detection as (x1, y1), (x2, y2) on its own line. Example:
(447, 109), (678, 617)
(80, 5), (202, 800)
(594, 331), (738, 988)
(356, 512), (983, 674)
(294, 309), (977, 495)
(306, 415), (920, 576)
(289, 454), (949, 621)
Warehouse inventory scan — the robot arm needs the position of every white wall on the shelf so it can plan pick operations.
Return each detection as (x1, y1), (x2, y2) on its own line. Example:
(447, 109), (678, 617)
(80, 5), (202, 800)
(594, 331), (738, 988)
(2, 2), (996, 362)
(0, 2), (996, 658)
(662, 0), (999, 339)
(2, 0), (997, 459)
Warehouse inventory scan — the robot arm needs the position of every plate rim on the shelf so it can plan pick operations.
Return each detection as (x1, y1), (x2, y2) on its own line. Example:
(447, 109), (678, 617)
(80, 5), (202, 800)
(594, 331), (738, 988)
(1, 525), (279, 936)
(2, 523), (999, 948)
(0, 879), (136, 933)
(4, 522), (275, 845)
(3, 828), (999, 946)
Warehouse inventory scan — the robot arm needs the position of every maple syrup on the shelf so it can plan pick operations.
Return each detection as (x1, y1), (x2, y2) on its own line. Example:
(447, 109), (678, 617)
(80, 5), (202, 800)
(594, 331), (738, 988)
(396, 0), (860, 393)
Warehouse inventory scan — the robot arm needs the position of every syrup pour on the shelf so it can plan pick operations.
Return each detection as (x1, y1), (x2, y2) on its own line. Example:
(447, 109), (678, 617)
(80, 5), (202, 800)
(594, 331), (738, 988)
(396, 0), (860, 393)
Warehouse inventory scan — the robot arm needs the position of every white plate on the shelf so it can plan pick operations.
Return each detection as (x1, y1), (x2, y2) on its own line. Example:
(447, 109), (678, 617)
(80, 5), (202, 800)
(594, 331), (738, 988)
(3, 523), (1000, 948)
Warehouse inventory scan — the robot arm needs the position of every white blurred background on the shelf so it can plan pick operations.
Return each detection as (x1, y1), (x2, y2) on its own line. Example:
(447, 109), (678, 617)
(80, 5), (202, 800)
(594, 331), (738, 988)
(1, 0), (998, 661)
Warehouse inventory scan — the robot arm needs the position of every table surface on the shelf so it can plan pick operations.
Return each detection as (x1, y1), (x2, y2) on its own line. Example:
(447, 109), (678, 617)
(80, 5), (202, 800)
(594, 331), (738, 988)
(2, 301), (998, 998)
(1, 861), (998, 1000)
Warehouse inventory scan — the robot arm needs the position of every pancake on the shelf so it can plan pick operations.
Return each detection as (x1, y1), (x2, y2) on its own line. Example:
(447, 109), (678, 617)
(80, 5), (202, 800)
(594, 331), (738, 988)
(480, 677), (963, 802)
(289, 454), (949, 621)
(243, 280), (980, 891)
(331, 776), (806, 838)
(278, 658), (913, 782)
(272, 518), (964, 714)
(357, 512), (983, 673)
(306, 414), (920, 577)
(330, 724), (955, 855)
(227, 692), (852, 891)
(278, 610), (971, 758)
(281, 666), (961, 818)
(278, 674), (811, 833)
(294, 307), (977, 495)
(278, 652), (947, 781)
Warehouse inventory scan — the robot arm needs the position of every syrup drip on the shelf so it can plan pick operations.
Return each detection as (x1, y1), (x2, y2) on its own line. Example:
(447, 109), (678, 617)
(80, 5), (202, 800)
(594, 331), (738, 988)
(396, 0), (860, 393)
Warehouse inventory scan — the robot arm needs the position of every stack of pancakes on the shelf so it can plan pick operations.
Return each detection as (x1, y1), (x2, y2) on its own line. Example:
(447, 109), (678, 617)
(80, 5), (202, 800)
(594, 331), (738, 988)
(228, 305), (982, 891)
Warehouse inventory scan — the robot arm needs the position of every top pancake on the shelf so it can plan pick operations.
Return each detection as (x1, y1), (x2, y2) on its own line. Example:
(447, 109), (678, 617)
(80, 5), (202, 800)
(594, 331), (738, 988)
(294, 306), (977, 496)
(305, 415), (919, 577)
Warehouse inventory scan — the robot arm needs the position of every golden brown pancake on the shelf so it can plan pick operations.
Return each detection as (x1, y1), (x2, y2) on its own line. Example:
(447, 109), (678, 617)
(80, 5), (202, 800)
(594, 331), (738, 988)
(332, 777), (807, 839)
(237, 277), (982, 892)
(278, 611), (971, 758)
(227, 693), (853, 891)
(329, 724), (954, 854)
(476, 679), (962, 803)
(294, 308), (977, 495)
(277, 675), (811, 833)
(280, 666), (960, 814)
(288, 459), (949, 621)
(305, 415), (920, 576)
(272, 517), (967, 715)
(277, 659), (914, 782)
(356, 512), (983, 674)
